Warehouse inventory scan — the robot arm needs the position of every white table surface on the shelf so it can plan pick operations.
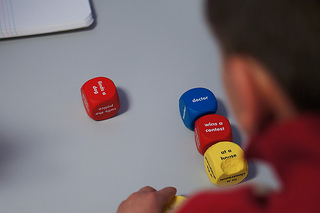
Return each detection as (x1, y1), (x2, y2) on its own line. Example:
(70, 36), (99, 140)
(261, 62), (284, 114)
(0, 0), (279, 212)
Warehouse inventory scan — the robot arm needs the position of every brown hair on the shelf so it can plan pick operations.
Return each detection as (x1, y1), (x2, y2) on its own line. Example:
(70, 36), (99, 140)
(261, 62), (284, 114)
(206, 0), (320, 111)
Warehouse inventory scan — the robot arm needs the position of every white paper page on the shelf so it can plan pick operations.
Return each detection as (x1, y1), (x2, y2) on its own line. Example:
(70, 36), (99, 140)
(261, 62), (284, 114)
(0, 0), (93, 38)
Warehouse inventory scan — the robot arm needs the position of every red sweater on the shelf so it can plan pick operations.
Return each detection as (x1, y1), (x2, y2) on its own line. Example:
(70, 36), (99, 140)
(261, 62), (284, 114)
(176, 113), (320, 213)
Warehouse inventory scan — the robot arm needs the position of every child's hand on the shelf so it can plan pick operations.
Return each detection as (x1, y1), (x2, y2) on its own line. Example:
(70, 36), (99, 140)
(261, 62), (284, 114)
(117, 186), (177, 213)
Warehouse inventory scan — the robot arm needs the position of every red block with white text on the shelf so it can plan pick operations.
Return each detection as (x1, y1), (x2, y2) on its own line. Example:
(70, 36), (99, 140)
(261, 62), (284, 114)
(194, 114), (232, 155)
(81, 77), (120, 121)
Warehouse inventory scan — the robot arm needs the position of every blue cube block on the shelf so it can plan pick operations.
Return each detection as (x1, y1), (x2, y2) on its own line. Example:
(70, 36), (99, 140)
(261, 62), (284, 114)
(179, 87), (218, 130)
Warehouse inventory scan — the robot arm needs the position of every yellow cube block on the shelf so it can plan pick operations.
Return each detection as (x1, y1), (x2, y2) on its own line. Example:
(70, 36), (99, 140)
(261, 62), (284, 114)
(163, 195), (187, 213)
(204, 141), (248, 187)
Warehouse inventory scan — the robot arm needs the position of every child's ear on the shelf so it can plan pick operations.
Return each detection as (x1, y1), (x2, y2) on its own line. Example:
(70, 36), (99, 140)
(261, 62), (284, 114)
(223, 55), (297, 135)
(222, 56), (269, 135)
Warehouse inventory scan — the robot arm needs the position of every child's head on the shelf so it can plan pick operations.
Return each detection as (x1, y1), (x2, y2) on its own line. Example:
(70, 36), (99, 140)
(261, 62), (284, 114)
(205, 0), (320, 134)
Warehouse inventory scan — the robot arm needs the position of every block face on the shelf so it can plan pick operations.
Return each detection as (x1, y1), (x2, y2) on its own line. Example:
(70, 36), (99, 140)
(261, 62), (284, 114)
(81, 77), (120, 121)
(81, 88), (92, 116)
(204, 141), (248, 187)
(179, 87), (218, 130)
(194, 114), (233, 155)
(92, 100), (120, 121)
(179, 98), (189, 126)
(163, 196), (187, 213)
(82, 77), (117, 101)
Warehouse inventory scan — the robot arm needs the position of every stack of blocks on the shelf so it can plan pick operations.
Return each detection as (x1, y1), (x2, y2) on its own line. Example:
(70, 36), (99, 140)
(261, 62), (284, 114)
(80, 79), (247, 211)
(179, 87), (248, 187)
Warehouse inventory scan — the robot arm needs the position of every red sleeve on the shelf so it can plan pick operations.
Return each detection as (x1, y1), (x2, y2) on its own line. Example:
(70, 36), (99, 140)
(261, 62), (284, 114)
(176, 115), (320, 212)
(176, 163), (320, 213)
(176, 187), (265, 213)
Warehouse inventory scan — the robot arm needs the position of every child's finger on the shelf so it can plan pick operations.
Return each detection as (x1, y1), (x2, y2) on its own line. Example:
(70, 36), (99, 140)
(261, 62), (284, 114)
(138, 186), (157, 193)
(156, 187), (177, 204)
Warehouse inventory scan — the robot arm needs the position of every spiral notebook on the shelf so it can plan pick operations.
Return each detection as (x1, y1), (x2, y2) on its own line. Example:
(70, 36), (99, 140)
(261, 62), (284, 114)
(0, 0), (94, 39)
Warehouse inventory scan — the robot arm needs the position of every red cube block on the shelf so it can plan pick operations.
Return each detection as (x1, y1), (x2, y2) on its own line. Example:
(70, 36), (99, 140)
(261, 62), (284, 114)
(81, 77), (120, 121)
(194, 114), (233, 155)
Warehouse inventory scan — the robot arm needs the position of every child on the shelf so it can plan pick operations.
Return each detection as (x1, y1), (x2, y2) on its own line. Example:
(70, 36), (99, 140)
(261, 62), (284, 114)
(117, 0), (320, 212)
